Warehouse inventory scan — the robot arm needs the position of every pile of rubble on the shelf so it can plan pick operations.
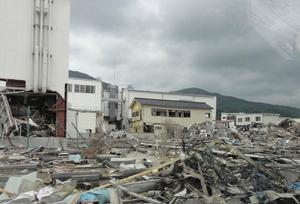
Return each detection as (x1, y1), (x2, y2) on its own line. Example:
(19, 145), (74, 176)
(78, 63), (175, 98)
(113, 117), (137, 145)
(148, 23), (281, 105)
(0, 119), (300, 203)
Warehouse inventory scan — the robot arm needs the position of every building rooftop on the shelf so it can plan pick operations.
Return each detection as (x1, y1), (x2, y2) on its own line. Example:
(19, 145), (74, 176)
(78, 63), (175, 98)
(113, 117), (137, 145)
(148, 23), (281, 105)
(69, 70), (98, 81)
(133, 98), (213, 110)
(128, 89), (216, 98)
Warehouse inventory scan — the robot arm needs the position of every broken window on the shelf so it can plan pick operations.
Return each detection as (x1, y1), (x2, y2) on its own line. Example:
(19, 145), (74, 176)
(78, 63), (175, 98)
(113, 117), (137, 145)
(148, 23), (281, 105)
(183, 111), (191, 118)
(205, 113), (211, 118)
(245, 117), (250, 122)
(132, 111), (139, 117)
(168, 110), (176, 117)
(238, 118), (242, 123)
(151, 108), (167, 117)
(256, 116), (261, 122)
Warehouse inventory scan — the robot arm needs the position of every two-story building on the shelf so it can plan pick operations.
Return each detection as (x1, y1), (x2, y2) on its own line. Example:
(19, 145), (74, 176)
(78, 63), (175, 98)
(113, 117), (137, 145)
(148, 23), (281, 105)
(122, 89), (217, 130)
(130, 98), (213, 133)
(66, 71), (102, 137)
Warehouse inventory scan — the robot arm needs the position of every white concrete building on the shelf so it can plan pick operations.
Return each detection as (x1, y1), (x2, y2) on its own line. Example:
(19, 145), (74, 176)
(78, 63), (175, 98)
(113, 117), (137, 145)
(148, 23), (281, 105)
(221, 112), (280, 126)
(121, 89), (217, 129)
(0, 0), (70, 97)
(66, 71), (102, 137)
(0, 0), (70, 137)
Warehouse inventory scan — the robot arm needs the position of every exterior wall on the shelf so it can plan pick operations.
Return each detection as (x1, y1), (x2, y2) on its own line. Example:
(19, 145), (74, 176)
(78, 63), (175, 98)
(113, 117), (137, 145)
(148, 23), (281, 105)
(0, 0), (70, 97)
(235, 113), (263, 126)
(66, 77), (102, 135)
(102, 85), (122, 130)
(66, 109), (96, 138)
(262, 115), (280, 124)
(122, 89), (217, 129)
(67, 78), (102, 111)
(130, 102), (212, 133)
(142, 106), (211, 126)
(76, 112), (96, 133)
(233, 113), (280, 126)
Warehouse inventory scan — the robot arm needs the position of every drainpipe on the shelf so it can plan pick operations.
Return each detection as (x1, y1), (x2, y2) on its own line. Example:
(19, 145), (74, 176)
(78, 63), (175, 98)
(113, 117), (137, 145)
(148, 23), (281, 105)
(42, 0), (49, 93)
(33, 0), (39, 92)
(38, 0), (44, 92)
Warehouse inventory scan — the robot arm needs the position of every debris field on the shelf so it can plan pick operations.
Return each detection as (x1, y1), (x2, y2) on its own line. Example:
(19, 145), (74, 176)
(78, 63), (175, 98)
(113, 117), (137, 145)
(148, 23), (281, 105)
(0, 119), (300, 203)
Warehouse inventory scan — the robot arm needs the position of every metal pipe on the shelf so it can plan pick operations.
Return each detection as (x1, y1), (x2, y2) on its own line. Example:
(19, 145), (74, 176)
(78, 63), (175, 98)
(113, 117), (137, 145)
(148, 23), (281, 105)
(38, 0), (44, 91)
(43, 0), (52, 93)
(33, 0), (39, 92)
(27, 106), (30, 149)
(42, 0), (49, 93)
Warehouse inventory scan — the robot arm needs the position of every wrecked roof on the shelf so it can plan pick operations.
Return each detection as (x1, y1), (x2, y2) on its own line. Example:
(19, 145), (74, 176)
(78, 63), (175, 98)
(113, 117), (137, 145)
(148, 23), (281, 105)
(69, 70), (98, 81)
(133, 97), (213, 110)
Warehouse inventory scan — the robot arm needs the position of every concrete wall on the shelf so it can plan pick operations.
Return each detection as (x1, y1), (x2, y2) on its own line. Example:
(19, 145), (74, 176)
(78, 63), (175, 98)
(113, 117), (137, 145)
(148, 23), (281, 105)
(262, 115), (280, 124)
(67, 78), (102, 111)
(234, 113), (280, 126)
(66, 109), (96, 138)
(235, 114), (263, 126)
(122, 89), (217, 129)
(0, 0), (70, 97)
(66, 77), (102, 136)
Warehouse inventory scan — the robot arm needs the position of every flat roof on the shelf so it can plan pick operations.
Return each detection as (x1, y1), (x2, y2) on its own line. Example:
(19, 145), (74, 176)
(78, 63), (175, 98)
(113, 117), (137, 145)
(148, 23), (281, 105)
(132, 98), (213, 110)
(128, 89), (216, 99)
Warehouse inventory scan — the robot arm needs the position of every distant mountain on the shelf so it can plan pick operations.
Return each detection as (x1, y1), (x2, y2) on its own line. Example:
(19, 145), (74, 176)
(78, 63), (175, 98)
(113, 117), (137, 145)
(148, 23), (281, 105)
(173, 88), (300, 119)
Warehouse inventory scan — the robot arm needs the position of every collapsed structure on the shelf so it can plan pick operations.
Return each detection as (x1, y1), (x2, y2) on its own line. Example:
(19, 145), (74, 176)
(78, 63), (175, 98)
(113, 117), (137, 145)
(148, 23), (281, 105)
(0, 119), (300, 203)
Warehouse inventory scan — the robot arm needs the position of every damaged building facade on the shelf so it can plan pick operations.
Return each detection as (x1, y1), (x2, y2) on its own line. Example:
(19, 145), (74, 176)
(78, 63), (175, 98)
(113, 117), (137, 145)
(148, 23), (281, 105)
(101, 82), (123, 132)
(130, 98), (213, 133)
(0, 0), (70, 137)
(122, 89), (217, 130)
(221, 112), (281, 126)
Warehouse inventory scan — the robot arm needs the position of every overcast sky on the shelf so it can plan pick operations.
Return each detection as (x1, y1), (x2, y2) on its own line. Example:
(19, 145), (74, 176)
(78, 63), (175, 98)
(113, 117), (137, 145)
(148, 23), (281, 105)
(70, 0), (300, 108)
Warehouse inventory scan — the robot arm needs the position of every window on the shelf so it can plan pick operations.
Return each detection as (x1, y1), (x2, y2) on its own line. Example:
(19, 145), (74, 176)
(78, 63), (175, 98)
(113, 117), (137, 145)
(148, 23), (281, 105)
(168, 110), (176, 117)
(115, 103), (118, 109)
(245, 117), (250, 122)
(151, 108), (167, 117)
(238, 118), (242, 123)
(86, 85), (91, 93)
(183, 111), (191, 118)
(255, 116), (261, 122)
(74, 84), (96, 94)
(74, 84), (80, 92)
(85, 85), (96, 93)
(91, 86), (96, 93)
(132, 111), (139, 117)
(80, 85), (85, 93)
(205, 113), (211, 118)
(67, 84), (72, 92)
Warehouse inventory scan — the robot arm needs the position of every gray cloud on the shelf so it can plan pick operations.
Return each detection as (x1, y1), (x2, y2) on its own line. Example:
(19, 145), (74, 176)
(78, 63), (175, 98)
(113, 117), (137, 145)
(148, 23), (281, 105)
(70, 0), (300, 108)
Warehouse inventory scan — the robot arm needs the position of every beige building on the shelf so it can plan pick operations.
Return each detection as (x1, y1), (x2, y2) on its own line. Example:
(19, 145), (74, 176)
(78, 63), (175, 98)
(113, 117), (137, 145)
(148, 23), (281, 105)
(130, 98), (213, 133)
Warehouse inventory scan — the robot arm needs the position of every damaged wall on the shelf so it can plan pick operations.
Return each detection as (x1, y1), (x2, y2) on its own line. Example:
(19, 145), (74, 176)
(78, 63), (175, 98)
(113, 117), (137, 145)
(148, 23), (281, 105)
(0, 0), (70, 97)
